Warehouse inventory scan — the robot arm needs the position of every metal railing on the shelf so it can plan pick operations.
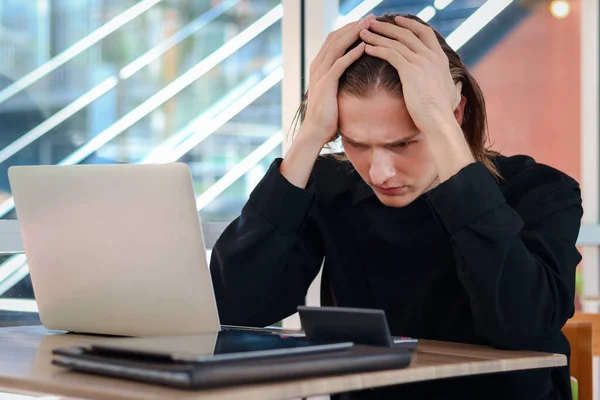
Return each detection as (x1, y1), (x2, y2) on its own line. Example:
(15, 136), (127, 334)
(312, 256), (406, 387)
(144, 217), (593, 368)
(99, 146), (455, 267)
(0, 0), (163, 106)
(0, 4), (285, 296)
(0, 0), (240, 167)
(0, 3), (283, 219)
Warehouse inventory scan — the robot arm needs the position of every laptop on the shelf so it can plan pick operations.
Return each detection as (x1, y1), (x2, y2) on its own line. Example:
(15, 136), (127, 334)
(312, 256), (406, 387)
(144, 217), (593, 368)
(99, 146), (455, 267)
(9, 163), (221, 337)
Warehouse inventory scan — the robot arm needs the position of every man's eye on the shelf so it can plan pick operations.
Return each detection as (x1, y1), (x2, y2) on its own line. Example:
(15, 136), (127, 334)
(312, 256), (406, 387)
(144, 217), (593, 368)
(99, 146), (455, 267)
(391, 141), (411, 148)
(345, 140), (366, 149)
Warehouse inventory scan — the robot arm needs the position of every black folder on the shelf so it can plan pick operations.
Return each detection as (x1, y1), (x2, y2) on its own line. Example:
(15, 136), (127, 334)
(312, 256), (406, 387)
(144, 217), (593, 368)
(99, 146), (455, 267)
(52, 339), (412, 389)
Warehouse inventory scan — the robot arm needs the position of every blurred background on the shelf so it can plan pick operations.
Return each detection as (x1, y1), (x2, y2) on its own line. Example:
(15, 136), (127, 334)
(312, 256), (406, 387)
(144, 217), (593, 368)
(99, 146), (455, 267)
(0, 0), (594, 345)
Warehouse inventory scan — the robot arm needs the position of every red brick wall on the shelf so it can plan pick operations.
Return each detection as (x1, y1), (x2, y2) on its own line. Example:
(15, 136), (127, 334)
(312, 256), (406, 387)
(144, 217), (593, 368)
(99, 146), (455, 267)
(472, 1), (581, 183)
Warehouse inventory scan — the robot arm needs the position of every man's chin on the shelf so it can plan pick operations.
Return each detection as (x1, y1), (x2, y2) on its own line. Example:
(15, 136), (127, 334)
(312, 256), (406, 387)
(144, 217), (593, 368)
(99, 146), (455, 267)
(374, 192), (417, 208)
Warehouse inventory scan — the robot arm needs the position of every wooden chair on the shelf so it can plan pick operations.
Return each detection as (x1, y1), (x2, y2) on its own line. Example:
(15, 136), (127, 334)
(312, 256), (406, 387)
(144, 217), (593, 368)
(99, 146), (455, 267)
(563, 319), (593, 400)
(569, 312), (600, 356)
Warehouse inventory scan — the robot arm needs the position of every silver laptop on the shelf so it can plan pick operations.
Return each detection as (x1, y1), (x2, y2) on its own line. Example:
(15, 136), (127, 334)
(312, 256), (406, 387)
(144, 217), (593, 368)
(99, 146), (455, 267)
(8, 163), (221, 337)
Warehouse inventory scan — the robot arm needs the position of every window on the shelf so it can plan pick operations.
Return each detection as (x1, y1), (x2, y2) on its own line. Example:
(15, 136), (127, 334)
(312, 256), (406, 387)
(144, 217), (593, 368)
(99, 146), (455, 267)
(0, 0), (285, 302)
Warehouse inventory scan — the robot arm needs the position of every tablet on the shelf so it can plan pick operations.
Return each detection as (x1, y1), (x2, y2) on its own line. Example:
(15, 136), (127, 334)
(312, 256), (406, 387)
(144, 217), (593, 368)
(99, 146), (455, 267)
(83, 329), (353, 363)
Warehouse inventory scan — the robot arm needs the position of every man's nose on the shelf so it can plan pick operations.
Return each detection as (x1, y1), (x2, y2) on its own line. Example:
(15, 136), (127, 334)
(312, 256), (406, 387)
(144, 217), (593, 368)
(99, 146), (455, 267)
(369, 151), (396, 186)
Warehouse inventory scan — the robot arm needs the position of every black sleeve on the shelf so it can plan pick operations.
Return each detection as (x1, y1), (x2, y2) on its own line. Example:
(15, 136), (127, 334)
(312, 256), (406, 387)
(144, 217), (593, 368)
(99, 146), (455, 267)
(426, 162), (582, 349)
(210, 159), (325, 327)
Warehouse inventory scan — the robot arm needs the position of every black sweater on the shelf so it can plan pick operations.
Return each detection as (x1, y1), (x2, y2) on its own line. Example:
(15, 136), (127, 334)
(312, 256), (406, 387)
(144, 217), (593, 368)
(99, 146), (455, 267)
(210, 154), (582, 400)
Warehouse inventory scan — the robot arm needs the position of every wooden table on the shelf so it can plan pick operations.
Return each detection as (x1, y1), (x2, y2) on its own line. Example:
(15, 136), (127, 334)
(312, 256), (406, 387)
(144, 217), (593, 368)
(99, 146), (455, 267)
(0, 326), (567, 400)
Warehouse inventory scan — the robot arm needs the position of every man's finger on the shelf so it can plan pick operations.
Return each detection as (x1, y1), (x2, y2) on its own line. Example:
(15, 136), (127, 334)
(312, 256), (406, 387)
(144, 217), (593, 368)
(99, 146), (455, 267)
(316, 17), (364, 61)
(359, 28), (419, 64)
(394, 16), (444, 56)
(322, 21), (367, 74)
(368, 19), (429, 55)
(364, 44), (411, 77)
(328, 42), (366, 79)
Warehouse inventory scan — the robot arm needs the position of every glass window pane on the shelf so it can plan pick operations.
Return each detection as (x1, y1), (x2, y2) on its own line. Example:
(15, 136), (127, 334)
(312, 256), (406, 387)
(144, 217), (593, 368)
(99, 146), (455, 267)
(0, 0), (283, 303)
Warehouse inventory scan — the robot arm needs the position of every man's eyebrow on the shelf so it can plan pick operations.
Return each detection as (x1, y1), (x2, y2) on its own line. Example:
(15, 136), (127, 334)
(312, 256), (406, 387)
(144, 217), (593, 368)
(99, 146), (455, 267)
(338, 132), (362, 144)
(385, 132), (421, 144)
(338, 131), (420, 146)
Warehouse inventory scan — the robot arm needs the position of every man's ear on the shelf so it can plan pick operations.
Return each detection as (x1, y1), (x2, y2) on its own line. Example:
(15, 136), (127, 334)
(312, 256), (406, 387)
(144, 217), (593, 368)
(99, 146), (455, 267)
(454, 94), (467, 125)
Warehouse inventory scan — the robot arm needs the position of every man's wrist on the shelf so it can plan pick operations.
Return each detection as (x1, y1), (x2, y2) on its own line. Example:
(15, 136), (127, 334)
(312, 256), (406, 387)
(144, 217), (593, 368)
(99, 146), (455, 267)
(424, 117), (475, 183)
(293, 123), (329, 151)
